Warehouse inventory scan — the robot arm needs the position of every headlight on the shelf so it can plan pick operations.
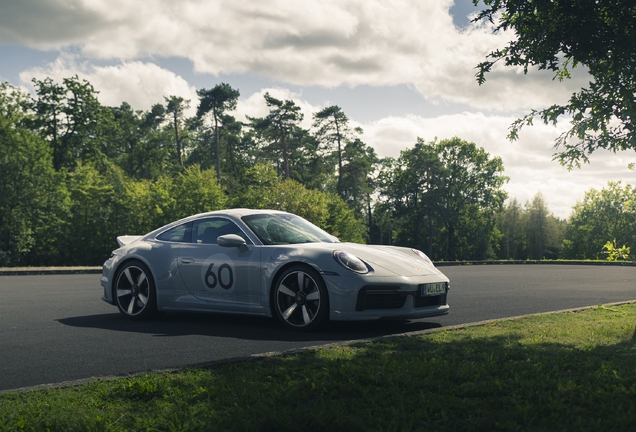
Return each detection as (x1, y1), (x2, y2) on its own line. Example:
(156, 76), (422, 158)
(412, 249), (433, 265)
(333, 251), (369, 274)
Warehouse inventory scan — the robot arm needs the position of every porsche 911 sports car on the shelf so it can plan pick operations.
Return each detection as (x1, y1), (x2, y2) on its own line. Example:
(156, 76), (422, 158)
(101, 208), (449, 331)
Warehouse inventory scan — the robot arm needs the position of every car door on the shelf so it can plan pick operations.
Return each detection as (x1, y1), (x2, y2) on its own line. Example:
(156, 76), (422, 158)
(177, 217), (263, 313)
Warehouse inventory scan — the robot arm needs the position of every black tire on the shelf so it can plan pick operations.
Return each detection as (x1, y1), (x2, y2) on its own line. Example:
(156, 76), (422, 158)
(114, 260), (158, 320)
(272, 265), (329, 331)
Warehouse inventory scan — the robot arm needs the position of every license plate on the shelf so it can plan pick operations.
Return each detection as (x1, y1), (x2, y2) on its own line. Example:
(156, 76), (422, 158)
(421, 282), (446, 296)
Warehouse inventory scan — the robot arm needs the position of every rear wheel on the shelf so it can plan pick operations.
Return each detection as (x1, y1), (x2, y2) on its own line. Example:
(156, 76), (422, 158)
(273, 265), (328, 331)
(114, 260), (157, 320)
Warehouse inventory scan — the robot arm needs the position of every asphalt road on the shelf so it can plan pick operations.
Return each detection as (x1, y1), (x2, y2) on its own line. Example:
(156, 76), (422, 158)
(0, 265), (634, 392)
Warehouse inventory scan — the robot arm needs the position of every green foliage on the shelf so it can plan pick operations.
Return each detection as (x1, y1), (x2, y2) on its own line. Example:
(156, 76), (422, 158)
(49, 163), (226, 265)
(196, 83), (240, 181)
(8, 73), (626, 265)
(602, 239), (632, 261)
(380, 137), (507, 260)
(340, 138), (379, 218)
(110, 102), (178, 180)
(474, 0), (636, 168)
(313, 105), (354, 194)
(123, 166), (227, 236)
(378, 141), (440, 255)
(323, 193), (367, 243)
(248, 93), (304, 180)
(62, 163), (121, 265)
(496, 193), (567, 260)
(31, 76), (107, 171)
(0, 83), (69, 266)
(437, 137), (508, 260)
(173, 165), (228, 218)
(563, 181), (636, 259)
(164, 95), (191, 167)
(231, 164), (366, 243)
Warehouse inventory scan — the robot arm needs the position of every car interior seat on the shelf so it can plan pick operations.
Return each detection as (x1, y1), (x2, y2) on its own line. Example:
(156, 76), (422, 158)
(201, 226), (219, 244)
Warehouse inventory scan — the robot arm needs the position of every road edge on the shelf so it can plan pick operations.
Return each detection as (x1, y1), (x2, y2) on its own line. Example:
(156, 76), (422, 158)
(0, 267), (102, 275)
(3, 299), (635, 395)
(2, 260), (635, 276)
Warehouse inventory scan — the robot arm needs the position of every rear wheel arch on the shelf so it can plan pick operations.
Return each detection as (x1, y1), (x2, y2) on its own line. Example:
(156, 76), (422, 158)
(112, 257), (156, 295)
(112, 258), (159, 320)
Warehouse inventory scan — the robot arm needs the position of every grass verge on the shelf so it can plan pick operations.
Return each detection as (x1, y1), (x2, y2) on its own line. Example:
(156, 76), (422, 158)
(2, 304), (636, 431)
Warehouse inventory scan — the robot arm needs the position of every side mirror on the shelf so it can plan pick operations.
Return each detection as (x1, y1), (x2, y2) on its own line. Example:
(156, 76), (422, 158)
(217, 234), (248, 252)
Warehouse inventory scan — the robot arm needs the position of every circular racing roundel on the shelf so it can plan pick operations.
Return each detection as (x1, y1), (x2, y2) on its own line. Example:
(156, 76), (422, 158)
(200, 253), (236, 293)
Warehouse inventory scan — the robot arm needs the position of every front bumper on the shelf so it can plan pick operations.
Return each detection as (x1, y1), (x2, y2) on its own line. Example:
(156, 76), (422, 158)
(324, 273), (450, 321)
(100, 258), (116, 305)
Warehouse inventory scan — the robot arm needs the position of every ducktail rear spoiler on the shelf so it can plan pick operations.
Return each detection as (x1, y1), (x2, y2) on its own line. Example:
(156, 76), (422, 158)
(117, 235), (143, 247)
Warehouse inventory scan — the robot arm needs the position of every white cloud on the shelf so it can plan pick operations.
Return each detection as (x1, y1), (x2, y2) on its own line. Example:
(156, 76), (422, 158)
(19, 54), (199, 115)
(235, 87), (317, 130)
(0, 0), (106, 48)
(1, 0), (587, 112)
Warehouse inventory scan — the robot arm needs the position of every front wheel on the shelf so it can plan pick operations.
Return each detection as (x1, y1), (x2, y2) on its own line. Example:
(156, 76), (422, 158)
(273, 265), (329, 331)
(114, 260), (158, 320)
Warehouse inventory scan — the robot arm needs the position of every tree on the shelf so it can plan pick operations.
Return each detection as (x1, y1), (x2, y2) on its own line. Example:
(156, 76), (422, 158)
(250, 93), (304, 180)
(313, 105), (359, 194)
(62, 163), (121, 265)
(379, 140), (442, 257)
(218, 114), (243, 180)
(0, 83), (69, 266)
(497, 198), (523, 259)
(495, 194), (566, 260)
(276, 125), (334, 190)
(109, 102), (139, 163)
(110, 102), (178, 179)
(231, 163), (366, 242)
(196, 84), (240, 182)
(562, 181), (636, 259)
(340, 138), (379, 239)
(170, 165), (228, 220)
(124, 165), (227, 237)
(379, 137), (507, 260)
(164, 95), (190, 167)
(525, 193), (549, 259)
(474, 0), (636, 168)
(31, 76), (105, 171)
(436, 138), (508, 260)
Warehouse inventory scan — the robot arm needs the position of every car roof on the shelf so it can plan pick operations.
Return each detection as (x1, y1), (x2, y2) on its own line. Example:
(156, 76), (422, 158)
(144, 209), (289, 240)
(189, 208), (288, 219)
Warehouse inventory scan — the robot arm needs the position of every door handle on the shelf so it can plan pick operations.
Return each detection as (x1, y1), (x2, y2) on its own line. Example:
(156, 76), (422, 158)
(179, 258), (194, 264)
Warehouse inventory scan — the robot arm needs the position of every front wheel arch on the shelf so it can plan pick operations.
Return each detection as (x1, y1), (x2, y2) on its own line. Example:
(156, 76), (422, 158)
(270, 263), (329, 331)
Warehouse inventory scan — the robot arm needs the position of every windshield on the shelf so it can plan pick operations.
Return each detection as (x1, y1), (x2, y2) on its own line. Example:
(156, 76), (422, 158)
(242, 213), (337, 245)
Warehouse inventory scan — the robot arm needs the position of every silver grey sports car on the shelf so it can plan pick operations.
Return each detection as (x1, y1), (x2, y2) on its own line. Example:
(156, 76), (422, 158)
(101, 208), (450, 331)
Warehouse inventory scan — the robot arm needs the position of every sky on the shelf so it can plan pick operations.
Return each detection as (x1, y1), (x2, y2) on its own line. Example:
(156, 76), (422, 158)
(0, 0), (634, 219)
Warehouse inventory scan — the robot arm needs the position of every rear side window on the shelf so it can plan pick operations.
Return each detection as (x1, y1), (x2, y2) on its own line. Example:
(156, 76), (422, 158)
(156, 222), (191, 243)
(193, 218), (249, 244)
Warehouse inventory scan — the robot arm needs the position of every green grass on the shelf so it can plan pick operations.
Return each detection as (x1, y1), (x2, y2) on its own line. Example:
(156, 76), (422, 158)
(2, 304), (636, 431)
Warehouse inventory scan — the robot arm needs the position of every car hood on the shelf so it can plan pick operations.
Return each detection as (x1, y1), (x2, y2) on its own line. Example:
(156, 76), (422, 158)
(337, 243), (440, 276)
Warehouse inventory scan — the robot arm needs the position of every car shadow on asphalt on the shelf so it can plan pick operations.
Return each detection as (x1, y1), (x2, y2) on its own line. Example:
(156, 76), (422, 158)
(57, 312), (443, 343)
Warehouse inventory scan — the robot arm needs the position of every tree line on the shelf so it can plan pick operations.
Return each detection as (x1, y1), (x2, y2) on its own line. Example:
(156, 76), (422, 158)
(0, 77), (633, 266)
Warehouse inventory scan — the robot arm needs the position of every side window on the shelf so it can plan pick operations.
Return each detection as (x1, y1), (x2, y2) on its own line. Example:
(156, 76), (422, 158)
(156, 222), (191, 243)
(192, 218), (249, 245)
